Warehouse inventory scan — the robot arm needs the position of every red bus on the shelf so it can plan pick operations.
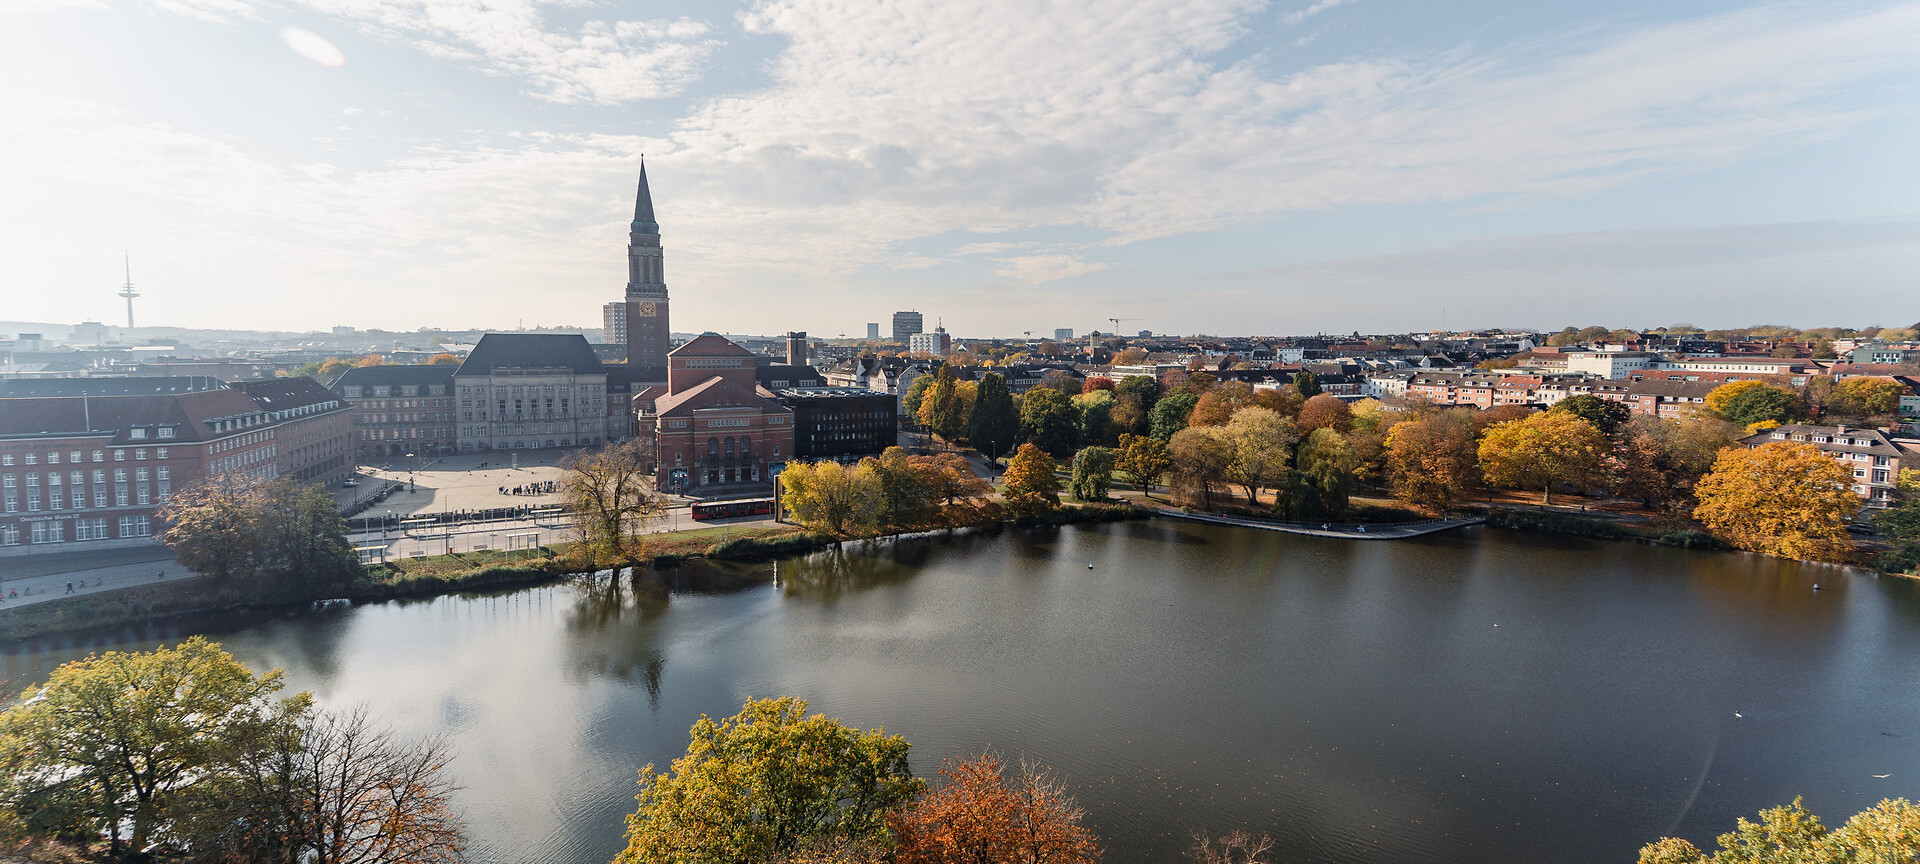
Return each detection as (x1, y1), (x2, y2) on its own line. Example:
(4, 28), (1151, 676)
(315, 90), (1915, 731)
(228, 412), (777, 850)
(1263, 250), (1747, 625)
(691, 498), (774, 521)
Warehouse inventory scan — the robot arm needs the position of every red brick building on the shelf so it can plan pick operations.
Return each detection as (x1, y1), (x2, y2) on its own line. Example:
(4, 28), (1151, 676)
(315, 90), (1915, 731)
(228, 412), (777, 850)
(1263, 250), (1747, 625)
(0, 377), (350, 554)
(633, 334), (794, 495)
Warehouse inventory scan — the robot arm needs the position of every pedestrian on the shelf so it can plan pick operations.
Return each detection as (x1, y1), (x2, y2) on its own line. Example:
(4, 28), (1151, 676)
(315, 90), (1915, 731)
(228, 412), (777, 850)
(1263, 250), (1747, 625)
(65, 581), (74, 594)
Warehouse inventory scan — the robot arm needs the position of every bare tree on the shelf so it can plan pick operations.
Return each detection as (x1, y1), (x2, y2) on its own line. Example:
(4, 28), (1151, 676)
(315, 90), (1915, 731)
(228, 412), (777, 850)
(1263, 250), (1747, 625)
(561, 440), (668, 567)
(300, 706), (465, 864)
(1189, 830), (1276, 864)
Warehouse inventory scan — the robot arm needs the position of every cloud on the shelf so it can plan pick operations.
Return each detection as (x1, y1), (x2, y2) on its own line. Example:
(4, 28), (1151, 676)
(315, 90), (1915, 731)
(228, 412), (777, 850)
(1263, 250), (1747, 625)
(992, 254), (1112, 283)
(136, 0), (721, 102)
(0, 0), (110, 13)
(1282, 0), (1355, 26)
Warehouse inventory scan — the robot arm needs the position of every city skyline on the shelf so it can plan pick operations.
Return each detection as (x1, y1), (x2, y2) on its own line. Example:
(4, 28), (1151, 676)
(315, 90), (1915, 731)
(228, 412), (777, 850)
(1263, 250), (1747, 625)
(3, 0), (1918, 336)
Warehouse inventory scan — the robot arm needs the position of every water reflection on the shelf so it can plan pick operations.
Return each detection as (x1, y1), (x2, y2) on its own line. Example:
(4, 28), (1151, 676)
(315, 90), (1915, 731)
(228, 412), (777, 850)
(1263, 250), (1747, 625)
(562, 572), (669, 707)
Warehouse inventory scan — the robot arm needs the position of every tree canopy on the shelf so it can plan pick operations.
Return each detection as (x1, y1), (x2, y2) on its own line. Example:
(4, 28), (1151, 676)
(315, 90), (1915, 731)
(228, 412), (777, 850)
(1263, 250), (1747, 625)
(1478, 412), (1609, 505)
(562, 440), (668, 566)
(1638, 797), (1920, 864)
(1706, 381), (1802, 426)
(889, 755), (1100, 864)
(966, 373), (1019, 463)
(1693, 441), (1859, 560)
(1003, 444), (1063, 514)
(1551, 394), (1630, 436)
(1019, 388), (1080, 456)
(1070, 446), (1116, 502)
(616, 697), (923, 864)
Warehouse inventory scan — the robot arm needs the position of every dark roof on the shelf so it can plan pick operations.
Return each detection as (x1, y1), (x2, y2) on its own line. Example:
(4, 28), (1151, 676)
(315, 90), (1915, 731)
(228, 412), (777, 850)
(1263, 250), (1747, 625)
(455, 334), (605, 376)
(0, 376), (226, 397)
(755, 364), (824, 387)
(670, 333), (752, 358)
(231, 377), (346, 412)
(633, 161), (656, 227)
(606, 365), (667, 391)
(0, 389), (259, 444)
(326, 364), (456, 391)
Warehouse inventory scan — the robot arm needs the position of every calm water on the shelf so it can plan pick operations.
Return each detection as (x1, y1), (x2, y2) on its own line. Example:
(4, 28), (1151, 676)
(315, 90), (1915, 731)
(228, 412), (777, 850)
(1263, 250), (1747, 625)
(8, 522), (1920, 863)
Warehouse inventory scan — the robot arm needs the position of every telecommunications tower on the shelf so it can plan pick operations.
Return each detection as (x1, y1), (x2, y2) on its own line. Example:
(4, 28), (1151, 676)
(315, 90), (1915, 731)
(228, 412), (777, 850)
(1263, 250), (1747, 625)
(117, 254), (139, 329)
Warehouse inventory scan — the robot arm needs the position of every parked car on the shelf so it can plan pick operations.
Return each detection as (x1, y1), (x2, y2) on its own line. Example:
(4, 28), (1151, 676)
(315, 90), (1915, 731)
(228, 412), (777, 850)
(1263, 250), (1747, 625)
(342, 478), (359, 487)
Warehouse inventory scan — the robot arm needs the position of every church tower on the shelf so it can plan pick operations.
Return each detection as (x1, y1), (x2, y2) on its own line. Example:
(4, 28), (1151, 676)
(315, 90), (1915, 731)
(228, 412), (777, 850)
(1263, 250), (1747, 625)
(624, 160), (671, 372)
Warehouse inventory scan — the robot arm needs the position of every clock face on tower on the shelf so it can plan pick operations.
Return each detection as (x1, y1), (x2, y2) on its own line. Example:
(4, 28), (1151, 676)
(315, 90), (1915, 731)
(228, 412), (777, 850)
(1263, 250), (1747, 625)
(637, 302), (657, 317)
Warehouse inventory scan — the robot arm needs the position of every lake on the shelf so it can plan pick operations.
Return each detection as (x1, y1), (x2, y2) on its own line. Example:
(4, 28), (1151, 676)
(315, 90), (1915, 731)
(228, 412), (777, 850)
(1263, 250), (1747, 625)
(7, 520), (1919, 863)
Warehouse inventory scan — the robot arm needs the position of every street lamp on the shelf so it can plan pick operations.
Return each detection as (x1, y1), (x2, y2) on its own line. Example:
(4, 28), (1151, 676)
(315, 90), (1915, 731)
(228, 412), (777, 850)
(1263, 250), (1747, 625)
(406, 452), (417, 492)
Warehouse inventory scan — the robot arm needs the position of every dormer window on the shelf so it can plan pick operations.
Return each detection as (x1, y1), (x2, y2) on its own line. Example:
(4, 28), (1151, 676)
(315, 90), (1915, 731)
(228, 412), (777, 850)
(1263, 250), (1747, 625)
(130, 428), (147, 440)
(157, 427), (174, 439)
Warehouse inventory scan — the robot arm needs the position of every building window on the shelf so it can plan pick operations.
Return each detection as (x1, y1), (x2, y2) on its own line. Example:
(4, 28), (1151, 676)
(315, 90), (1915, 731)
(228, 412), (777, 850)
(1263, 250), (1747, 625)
(157, 448), (168, 459)
(157, 427), (174, 439)
(93, 450), (104, 462)
(23, 453), (36, 465)
(119, 515), (151, 538)
(0, 525), (15, 546)
(131, 427), (148, 439)
(114, 450), (126, 461)
(30, 521), (63, 544)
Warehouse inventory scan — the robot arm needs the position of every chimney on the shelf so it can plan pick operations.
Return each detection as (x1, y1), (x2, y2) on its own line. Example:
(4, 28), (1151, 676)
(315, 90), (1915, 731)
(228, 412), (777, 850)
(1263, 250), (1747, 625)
(786, 331), (807, 367)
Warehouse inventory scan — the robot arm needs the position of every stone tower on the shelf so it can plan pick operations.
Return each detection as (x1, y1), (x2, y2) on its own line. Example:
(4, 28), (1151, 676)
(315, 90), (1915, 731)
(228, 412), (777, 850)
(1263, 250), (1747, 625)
(624, 160), (670, 372)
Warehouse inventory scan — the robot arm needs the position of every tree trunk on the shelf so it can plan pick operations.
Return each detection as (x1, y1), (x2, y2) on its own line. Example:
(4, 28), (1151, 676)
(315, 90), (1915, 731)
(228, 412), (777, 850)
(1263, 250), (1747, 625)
(1542, 485), (1552, 506)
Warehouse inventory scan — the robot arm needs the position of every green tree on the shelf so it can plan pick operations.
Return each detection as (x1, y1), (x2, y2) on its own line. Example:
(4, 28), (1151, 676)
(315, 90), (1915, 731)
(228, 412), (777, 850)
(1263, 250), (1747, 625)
(1478, 412), (1609, 504)
(159, 476), (358, 594)
(0, 637), (309, 857)
(1292, 370), (1321, 399)
(1072, 390), (1116, 447)
(902, 373), (935, 425)
(159, 478), (262, 582)
(1289, 428), (1359, 521)
(1019, 387), (1080, 456)
(966, 373), (1019, 464)
(1551, 394), (1631, 436)
(1070, 446), (1116, 502)
(1693, 441), (1859, 560)
(1148, 391), (1199, 441)
(1115, 375), (1160, 414)
(1706, 381), (1803, 426)
(1115, 434), (1172, 496)
(1003, 444), (1063, 514)
(919, 364), (966, 442)
(866, 447), (941, 531)
(615, 697), (923, 864)
(561, 440), (669, 567)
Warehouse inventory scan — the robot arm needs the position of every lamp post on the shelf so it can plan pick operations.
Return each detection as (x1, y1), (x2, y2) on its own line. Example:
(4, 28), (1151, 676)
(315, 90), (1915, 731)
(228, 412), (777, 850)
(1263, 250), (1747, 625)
(406, 452), (417, 492)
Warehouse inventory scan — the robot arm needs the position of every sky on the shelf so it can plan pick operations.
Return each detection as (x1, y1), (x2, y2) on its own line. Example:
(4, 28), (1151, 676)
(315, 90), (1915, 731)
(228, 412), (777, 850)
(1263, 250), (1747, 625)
(1, 0), (1917, 338)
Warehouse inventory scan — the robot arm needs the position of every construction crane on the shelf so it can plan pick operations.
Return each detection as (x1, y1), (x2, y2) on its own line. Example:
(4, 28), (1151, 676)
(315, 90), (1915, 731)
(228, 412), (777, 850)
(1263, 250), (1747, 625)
(1108, 317), (1141, 336)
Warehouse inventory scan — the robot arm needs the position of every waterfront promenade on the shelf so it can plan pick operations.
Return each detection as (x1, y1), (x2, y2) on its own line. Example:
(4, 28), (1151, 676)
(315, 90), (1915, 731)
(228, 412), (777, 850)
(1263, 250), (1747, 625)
(1151, 507), (1485, 539)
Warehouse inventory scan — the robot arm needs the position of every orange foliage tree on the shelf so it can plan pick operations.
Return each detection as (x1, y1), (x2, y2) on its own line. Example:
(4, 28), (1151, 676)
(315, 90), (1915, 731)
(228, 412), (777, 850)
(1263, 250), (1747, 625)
(889, 754), (1101, 864)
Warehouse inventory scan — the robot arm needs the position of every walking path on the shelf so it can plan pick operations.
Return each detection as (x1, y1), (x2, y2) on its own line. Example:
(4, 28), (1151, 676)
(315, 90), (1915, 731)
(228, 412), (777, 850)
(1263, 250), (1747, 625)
(0, 558), (195, 610)
(1150, 507), (1484, 539)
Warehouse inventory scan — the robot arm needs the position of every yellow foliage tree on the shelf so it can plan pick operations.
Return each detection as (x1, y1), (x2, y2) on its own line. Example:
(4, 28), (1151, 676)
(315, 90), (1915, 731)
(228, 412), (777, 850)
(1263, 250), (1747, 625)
(1692, 441), (1859, 560)
(1001, 443), (1061, 513)
(779, 460), (884, 537)
(1477, 411), (1609, 504)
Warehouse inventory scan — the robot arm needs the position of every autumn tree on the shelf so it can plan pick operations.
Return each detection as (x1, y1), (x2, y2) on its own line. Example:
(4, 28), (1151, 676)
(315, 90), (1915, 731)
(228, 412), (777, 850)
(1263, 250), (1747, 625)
(561, 440), (669, 566)
(1168, 427), (1233, 509)
(866, 447), (942, 531)
(1070, 446), (1116, 502)
(1478, 412), (1609, 504)
(1385, 409), (1479, 514)
(426, 352), (462, 366)
(903, 374), (935, 424)
(1636, 797), (1920, 864)
(1219, 407), (1298, 504)
(1611, 416), (1738, 512)
(1019, 387), (1080, 456)
(317, 359), (353, 381)
(1112, 347), (1150, 365)
(1149, 391), (1199, 441)
(921, 452), (992, 510)
(1706, 380), (1802, 426)
(616, 697), (922, 864)
(1081, 376), (1115, 393)
(889, 754), (1100, 864)
(780, 460), (885, 537)
(160, 476), (358, 594)
(1116, 433), (1172, 496)
(353, 354), (386, 367)
(1189, 830), (1277, 864)
(285, 707), (465, 864)
(0, 637), (309, 858)
(1693, 441), (1860, 560)
(1296, 394), (1353, 433)
(1002, 444), (1062, 514)
(1827, 377), (1904, 418)
(1551, 394), (1631, 436)
(967, 373), (1019, 463)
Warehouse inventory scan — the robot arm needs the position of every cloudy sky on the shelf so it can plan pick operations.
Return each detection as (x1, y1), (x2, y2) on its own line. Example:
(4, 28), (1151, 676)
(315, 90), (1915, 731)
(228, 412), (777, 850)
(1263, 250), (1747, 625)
(3, 0), (1917, 337)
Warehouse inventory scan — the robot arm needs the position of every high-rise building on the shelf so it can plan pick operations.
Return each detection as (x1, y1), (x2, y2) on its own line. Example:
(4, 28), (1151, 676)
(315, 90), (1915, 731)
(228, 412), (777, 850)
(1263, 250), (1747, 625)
(866, 323), (880, 340)
(909, 328), (950, 355)
(1053, 328), (1074, 341)
(603, 302), (627, 347)
(621, 161), (671, 377)
(786, 332), (808, 367)
(892, 311), (923, 342)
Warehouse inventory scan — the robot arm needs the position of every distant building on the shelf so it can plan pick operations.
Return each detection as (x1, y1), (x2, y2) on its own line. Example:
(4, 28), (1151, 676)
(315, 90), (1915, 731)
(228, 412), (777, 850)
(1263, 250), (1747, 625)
(1564, 351), (1653, 379)
(615, 161), (672, 381)
(893, 311), (924, 342)
(866, 322), (881, 340)
(786, 332), (809, 367)
(328, 365), (458, 458)
(453, 334), (613, 453)
(1053, 328), (1074, 341)
(632, 333), (794, 495)
(1137, 329), (1152, 338)
(70, 321), (109, 346)
(909, 328), (950, 356)
(331, 326), (356, 336)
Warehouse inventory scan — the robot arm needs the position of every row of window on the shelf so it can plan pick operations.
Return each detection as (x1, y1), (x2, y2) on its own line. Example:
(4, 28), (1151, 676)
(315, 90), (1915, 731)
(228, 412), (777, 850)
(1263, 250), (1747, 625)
(2, 448), (169, 466)
(0, 516), (151, 546)
(2, 469), (170, 513)
(341, 386), (449, 398)
(361, 428), (450, 441)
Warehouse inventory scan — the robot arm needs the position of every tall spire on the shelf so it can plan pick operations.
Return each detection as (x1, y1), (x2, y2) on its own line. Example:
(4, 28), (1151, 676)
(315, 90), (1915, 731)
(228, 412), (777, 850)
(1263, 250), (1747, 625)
(632, 157), (656, 228)
(117, 252), (140, 330)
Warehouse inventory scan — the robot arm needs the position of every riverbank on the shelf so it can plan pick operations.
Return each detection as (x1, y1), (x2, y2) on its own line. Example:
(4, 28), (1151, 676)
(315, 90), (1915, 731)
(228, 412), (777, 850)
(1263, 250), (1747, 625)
(0, 503), (1152, 641)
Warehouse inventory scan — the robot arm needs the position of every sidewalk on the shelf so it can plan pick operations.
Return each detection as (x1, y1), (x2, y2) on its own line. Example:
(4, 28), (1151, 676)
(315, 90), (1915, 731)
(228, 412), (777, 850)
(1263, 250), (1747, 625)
(0, 556), (194, 610)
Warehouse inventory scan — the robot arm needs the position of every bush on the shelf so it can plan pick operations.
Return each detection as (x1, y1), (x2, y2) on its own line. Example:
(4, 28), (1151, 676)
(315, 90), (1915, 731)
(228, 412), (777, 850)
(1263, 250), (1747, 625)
(707, 534), (828, 561)
(1487, 507), (1624, 539)
(1658, 530), (1719, 549)
(1881, 543), (1920, 576)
